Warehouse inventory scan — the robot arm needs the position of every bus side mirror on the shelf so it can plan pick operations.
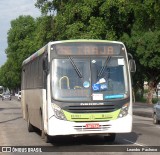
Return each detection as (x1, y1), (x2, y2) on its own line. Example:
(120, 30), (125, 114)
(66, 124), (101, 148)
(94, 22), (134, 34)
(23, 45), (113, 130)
(129, 59), (136, 72)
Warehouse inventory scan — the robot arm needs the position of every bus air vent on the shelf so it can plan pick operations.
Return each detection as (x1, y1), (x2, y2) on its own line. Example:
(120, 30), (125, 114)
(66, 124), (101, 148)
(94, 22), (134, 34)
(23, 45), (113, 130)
(64, 105), (116, 113)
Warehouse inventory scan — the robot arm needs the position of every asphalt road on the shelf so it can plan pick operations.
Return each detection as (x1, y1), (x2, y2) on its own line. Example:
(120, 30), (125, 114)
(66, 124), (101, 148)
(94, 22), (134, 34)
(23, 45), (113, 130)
(0, 98), (160, 155)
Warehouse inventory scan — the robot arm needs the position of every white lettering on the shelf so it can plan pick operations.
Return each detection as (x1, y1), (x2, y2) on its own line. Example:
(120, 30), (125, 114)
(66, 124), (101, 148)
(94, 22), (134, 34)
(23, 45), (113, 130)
(80, 103), (104, 106)
(142, 147), (157, 152)
(28, 148), (42, 153)
(127, 148), (140, 152)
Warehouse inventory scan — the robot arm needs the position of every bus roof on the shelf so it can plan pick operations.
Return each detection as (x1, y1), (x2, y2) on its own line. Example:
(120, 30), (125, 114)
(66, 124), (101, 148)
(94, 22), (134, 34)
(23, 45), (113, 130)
(22, 44), (48, 66)
(22, 40), (124, 66)
(50, 39), (124, 44)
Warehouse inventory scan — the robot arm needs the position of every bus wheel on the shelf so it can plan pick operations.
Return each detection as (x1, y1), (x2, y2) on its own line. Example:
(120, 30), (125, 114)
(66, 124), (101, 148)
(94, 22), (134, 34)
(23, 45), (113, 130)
(104, 133), (116, 143)
(44, 134), (51, 143)
(41, 116), (50, 143)
(27, 113), (34, 132)
(41, 129), (51, 143)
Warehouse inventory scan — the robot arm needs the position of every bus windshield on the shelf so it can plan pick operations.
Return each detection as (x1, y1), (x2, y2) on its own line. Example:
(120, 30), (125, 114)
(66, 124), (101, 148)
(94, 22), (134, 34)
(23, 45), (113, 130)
(51, 56), (128, 101)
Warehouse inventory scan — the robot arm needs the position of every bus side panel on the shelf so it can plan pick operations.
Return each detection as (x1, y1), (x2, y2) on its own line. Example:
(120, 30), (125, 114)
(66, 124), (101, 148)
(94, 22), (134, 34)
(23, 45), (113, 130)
(23, 89), (44, 130)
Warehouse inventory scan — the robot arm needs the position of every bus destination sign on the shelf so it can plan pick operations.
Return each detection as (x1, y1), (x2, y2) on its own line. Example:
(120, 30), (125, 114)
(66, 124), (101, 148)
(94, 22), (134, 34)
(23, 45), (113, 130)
(55, 43), (121, 56)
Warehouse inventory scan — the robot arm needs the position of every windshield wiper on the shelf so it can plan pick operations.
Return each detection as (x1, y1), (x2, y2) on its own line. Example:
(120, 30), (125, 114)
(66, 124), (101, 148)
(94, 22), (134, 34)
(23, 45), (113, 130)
(68, 56), (83, 78)
(98, 56), (111, 78)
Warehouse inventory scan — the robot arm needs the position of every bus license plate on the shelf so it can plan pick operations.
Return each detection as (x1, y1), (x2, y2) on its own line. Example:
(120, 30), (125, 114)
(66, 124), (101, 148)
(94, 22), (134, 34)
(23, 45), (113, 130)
(86, 123), (100, 128)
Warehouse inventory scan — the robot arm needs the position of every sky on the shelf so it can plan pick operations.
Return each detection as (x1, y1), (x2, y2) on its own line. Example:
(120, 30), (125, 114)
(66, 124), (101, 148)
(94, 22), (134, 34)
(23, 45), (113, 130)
(0, 0), (41, 67)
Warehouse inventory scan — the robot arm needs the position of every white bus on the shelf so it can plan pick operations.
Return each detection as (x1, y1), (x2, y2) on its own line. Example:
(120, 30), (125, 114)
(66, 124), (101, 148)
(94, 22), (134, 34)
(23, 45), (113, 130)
(21, 40), (136, 142)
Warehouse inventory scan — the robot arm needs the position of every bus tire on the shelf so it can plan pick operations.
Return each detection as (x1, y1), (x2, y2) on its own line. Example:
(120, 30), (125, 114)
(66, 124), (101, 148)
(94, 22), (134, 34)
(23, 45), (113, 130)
(104, 133), (116, 143)
(40, 113), (50, 143)
(41, 130), (50, 143)
(44, 134), (51, 143)
(40, 111), (45, 138)
(41, 127), (51, 143)
(27, 111), (34, 132)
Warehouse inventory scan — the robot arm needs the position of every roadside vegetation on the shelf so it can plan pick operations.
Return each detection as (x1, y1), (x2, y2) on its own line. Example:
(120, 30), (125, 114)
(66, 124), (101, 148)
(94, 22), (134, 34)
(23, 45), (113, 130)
(0, 0), (160, 104)
(136, 88), (159, 104)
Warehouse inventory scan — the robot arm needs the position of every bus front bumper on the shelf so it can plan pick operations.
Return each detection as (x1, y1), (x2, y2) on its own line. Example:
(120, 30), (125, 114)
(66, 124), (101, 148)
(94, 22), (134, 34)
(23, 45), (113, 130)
(47, 114), (132, 136)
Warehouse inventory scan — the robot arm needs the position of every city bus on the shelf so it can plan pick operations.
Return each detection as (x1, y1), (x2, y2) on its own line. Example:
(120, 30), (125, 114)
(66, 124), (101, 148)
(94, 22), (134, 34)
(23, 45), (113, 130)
(21, 40), (136, 143)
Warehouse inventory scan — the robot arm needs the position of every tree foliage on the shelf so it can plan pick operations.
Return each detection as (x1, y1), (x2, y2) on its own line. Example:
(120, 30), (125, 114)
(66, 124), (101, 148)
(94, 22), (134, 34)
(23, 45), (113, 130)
(36, 0), (135, 40)
(0, 15), (54, 90)
(0, 16), (36, 89)
(0, 0), (160, 104)
(121, 0), (160, 104)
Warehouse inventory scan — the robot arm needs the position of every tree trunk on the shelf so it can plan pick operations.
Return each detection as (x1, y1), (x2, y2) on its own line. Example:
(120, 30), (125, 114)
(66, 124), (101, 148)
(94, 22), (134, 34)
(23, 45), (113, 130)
(132, 88), (135, 103)
(147, 81), (155, 104)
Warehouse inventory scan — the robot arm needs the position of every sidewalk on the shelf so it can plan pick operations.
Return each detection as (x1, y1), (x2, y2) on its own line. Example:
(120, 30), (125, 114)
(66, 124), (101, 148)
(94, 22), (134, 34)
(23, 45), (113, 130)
(133, 102), (153, 118)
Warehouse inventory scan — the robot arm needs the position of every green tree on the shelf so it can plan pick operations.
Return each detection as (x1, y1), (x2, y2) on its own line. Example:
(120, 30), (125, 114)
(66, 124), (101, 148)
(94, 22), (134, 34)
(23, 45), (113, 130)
(0, 59), (19, 90)
(2, 16), (37, 89)
(35, 0), (135, 40)
(121, 0), (160, 104)
(34, 16), (55, 47)
(36, 0), (160, 104)
(136, 31), (160, 104)
(1, 0), (159, 104)
(0, 15), (55, 90)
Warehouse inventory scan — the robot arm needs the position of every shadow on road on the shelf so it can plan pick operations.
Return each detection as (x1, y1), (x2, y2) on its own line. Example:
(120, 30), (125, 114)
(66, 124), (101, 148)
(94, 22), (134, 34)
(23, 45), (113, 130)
(0, 107), (21, 112)
(35, 132), (139, 152)
(0, 116), (22, 124)
(33, 126), (138, 147)
(0, 108), (5, 111)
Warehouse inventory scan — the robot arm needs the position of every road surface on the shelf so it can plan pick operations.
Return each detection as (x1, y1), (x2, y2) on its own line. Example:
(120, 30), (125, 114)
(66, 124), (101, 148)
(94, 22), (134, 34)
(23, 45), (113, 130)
(0, 98), (160, 154)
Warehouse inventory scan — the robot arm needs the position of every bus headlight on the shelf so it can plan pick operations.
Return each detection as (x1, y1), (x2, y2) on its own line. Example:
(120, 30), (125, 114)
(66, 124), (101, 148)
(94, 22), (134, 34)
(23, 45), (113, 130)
(52, 104), (67, 120)
(118, 103), (129, 118)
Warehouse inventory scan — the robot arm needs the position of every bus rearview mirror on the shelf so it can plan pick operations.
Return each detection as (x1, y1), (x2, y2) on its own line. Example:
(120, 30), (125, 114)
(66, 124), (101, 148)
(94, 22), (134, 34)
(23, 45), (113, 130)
(129, 59), (136, 72)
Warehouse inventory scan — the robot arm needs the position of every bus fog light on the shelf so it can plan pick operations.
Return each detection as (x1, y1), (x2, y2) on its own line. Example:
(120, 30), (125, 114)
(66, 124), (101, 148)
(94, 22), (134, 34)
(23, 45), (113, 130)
(118, 103), (129, 118)
(52, 104), (66, 120)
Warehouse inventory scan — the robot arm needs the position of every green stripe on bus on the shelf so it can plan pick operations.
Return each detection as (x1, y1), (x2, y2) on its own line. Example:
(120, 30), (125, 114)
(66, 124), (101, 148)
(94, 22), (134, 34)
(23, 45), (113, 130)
(63, 109), (120, 122)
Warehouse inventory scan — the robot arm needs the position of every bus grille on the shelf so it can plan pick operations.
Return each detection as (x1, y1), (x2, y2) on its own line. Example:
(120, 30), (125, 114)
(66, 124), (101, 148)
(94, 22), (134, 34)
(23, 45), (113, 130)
(63, 105), (116, 113)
